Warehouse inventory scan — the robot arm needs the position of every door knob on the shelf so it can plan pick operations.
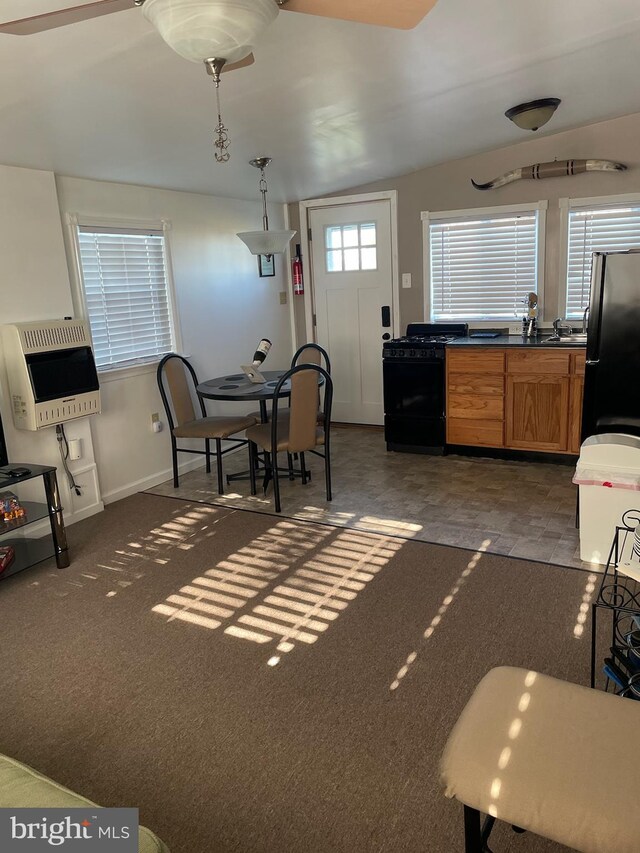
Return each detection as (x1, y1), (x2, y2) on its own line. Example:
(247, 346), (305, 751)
(382, 333), (391, 340)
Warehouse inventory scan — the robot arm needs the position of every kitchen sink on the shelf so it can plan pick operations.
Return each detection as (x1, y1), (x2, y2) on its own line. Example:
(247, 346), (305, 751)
(540, 334), (588, 345)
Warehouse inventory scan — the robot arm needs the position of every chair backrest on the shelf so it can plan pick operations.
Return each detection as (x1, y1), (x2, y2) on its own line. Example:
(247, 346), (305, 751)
(291, 343), (331, 374)
(272, 364), (332, 454)
(157, 354), (203, 430)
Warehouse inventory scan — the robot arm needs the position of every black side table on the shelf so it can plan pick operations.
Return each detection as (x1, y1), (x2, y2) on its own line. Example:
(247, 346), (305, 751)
(590, 515), (640, 694)
(0, 464), (69, 580)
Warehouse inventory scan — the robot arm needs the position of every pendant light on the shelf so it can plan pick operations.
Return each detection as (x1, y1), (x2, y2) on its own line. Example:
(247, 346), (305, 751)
(237, 158), (295, 259)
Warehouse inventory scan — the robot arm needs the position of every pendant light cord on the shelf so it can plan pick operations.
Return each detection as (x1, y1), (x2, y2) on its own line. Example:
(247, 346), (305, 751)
(259, 168), (270, 231)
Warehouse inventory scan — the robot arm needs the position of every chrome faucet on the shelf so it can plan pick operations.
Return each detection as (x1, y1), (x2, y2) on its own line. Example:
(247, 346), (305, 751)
(551, 318), (572, 339)
(582, 305), (590, 334)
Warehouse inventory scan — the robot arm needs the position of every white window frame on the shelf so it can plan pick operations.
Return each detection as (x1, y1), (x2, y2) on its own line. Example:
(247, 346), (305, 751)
(66, 214), (182, 380)
(422, 201), (547, 326)
(558, 192), (640, 320)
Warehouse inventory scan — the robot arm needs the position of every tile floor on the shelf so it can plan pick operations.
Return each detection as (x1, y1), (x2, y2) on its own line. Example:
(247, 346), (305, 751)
(147, 427), (587, 570)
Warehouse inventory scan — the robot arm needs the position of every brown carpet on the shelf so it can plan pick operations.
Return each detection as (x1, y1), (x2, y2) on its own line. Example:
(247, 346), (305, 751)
(0, 494), (596, 852)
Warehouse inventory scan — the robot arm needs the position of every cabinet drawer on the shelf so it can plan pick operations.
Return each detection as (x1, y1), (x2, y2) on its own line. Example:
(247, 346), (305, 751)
(507, 350), (570, 375)
(448, 373), (504, 396)
(447, 418), (504, 448)
(448, 393), (504, 421)
(447, 349), (505, 375)
(571, 351), (586, 376)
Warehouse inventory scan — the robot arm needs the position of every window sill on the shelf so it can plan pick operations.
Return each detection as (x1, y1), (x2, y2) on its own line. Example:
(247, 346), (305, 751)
(98, 361), (161, 383)
(98, 354), (192, 383)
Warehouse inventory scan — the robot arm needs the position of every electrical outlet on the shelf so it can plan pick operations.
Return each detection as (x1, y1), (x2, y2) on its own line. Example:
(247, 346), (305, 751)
(402, 273), (412, 289)
(279, 291), (287, 305)
(68, 438), (82, 461)
(508, 324), (522, 335)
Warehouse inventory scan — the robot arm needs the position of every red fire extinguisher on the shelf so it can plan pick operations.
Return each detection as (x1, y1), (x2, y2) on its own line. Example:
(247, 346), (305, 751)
(292, 243), (304, 295)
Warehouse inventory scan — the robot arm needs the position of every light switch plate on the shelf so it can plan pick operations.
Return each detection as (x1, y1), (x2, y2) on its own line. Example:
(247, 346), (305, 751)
(508, 324), (522, 335)
(402, 273), (412, 289)
(279, 291), (287, 305)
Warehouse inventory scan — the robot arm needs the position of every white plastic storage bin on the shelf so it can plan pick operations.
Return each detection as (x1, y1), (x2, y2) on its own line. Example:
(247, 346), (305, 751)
(573, 434), (640, 564)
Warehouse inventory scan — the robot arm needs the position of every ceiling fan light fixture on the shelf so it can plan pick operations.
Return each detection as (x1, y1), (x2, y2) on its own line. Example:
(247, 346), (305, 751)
(142, 0), (279, 65)
(237, 157), (295, 258)
(505, 97), (561, 131)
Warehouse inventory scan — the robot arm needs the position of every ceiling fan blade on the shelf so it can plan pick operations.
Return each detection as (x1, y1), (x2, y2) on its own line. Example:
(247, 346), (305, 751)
(281, 0), (438, 29)
(223, 53), (255, 73)
(0, 0), (132, 36)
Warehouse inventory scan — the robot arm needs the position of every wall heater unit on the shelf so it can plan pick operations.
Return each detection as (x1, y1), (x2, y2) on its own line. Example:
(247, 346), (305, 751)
(1, 320), (101, 430)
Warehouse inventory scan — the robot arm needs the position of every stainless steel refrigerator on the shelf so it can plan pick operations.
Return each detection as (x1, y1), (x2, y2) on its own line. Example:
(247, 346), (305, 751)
(582, 250), (640, 440)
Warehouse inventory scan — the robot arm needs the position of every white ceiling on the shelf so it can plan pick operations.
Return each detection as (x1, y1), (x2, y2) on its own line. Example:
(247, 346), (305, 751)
(2, 0), (640, 203)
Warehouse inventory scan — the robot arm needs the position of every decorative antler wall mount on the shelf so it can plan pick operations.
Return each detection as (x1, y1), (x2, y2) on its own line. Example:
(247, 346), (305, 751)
(471, 159), (627, 191)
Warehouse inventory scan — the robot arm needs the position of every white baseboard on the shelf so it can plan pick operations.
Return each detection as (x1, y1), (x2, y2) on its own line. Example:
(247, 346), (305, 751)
(101, 456), (206, 505)
(68, 463), (104, 523)
(68, 502), (105, 524)
(97, 441), (247, 507)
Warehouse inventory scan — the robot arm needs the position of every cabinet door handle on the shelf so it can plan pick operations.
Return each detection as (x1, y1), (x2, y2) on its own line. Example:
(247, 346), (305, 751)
(586, 359), (600, 365)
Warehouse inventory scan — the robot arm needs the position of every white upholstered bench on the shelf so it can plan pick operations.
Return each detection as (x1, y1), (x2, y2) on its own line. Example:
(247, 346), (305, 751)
(441, 666), (640, 853)
(0, 753), (168, 852)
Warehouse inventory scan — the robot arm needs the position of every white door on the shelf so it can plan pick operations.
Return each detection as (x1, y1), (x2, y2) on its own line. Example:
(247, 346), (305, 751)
(309, 200), (394, 425)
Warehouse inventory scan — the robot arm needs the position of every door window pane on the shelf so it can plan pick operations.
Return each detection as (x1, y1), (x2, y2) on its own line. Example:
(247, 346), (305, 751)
(327, 250), (343, 272)
(361, 223), (376, 246)
(326, 227), (342, 249)
(324, 222), (377, 272)
(344, 248), (360, 270)
(361, 247), (377, 270)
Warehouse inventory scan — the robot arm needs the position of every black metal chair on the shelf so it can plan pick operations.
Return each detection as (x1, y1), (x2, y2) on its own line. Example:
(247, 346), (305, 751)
(157, 354), (256, 493)
(248, 342), (331, 422)
(292, 342), (331, 373)
(246, 364), (333, 513)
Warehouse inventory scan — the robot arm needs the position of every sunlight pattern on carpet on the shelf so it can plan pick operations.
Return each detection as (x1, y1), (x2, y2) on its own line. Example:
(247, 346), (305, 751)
(151, 514), (403, 657)
(389, 539), (491, 691)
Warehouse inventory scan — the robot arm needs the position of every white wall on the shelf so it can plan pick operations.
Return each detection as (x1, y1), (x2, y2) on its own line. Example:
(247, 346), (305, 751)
(0, 164), (101, 518)
(292, 109), (640, 331)
(56, 175), (293, 503)
(0, 165), (293, 517)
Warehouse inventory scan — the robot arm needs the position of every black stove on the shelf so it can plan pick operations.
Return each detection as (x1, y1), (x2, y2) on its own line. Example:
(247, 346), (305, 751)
(383, 335), (454, 358)
(383, 323), (468, 359)
(383, 323), (468, 454)
(386, 334), (454, 346)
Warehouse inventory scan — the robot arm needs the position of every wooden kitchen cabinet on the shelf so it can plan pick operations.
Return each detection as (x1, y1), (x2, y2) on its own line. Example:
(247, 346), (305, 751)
(505, 373), (570, 451)
(568, 351), (586, 454)
(446, 349), (505, 448)
(446, 346), (586, 454)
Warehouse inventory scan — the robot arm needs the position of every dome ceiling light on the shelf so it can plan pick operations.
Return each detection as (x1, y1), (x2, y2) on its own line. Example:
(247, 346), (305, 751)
(505, 98), (561, 132)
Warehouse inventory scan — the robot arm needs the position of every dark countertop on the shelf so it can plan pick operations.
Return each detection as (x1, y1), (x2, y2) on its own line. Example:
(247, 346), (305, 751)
(447, 335), (586, 348)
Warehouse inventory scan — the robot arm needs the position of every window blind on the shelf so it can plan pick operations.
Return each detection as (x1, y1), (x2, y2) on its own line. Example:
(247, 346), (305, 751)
(77, 226), (174, 370)
(566, 203), (640, 318)
(429, 211), (538, 321)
